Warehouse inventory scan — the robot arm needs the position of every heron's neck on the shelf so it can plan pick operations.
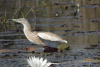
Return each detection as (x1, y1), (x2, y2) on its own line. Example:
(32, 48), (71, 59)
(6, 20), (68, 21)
(23, 22), (33, 33)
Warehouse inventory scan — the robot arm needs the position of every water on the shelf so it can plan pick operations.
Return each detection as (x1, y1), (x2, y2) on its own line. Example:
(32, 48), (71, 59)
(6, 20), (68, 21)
(0, 0), (100, 67)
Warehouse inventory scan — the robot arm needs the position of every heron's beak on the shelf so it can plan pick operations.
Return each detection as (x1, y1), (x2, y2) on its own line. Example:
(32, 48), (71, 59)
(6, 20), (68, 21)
(11, 19), (19, 22)
(9, 19), (18, 21)
(10, 19), (22, 23)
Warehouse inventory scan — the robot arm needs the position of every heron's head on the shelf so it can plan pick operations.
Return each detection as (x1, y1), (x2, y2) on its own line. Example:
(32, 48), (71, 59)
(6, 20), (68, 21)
(11, 18), (28, 25)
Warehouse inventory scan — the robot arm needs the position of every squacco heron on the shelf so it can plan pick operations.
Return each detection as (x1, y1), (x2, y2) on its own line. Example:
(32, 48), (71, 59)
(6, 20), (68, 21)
(11, 18), (68, 52)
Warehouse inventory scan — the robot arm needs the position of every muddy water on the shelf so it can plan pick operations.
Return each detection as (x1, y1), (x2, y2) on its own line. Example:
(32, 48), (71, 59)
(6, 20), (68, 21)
(0, 0), (100, 67)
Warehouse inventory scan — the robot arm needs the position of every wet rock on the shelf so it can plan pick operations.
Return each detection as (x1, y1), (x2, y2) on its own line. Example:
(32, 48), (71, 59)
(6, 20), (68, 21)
(76, 31), (85, 33)
(87, 31), (97, 33)
(91, 20), (98, 23)
(60, 24), (68, 27)
(64, 30), (72, 32)
(54, 3), (60, 6)
(84, 47), (95, 49)
(4, 54), (10, 57)
(32, 51), (35, 53)
(73, 25), (83, 28)
(90, 44), (99, 47)
(13, 54), (18, 56)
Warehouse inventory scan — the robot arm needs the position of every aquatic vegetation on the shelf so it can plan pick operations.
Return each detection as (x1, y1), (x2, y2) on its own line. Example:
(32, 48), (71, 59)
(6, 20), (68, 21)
(0, 10), (9, 31)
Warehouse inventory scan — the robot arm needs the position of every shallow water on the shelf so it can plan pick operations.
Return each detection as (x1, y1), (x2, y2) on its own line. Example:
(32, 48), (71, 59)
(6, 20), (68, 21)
(0, 0), (100, 67)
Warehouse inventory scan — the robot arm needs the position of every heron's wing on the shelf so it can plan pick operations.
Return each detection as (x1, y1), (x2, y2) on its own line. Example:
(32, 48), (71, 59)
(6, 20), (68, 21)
(38, 32), (62, 41)
(38, 32), (67, 47)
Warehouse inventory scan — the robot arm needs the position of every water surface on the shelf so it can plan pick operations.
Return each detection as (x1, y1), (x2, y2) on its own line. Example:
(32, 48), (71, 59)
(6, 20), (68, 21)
(0, 0), (100, 67)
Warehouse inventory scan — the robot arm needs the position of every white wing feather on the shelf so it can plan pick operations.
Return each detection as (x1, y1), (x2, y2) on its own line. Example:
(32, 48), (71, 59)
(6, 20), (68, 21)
(38, 33), (67, 44)
(38, 33), (61, 41)
(38, 33), (58, 41)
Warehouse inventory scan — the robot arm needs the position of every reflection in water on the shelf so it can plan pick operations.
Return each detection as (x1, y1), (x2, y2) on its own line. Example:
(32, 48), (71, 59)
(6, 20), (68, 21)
(0, 0), (100, 67)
